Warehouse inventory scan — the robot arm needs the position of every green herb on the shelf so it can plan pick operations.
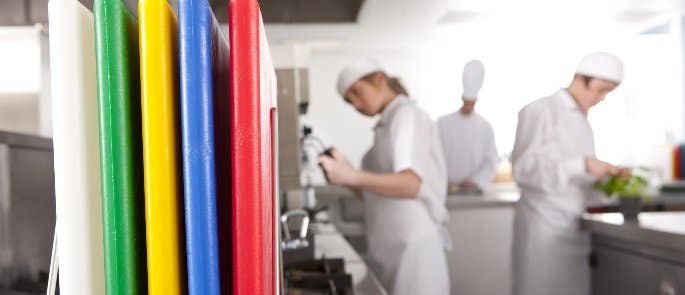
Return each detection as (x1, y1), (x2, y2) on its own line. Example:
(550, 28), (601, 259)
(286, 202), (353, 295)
(593, 172), (650, 198)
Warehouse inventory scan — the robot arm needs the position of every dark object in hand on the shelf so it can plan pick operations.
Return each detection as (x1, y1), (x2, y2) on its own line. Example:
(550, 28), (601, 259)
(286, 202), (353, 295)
(319, 148), (334, 183)
(321, 147), (334, 158)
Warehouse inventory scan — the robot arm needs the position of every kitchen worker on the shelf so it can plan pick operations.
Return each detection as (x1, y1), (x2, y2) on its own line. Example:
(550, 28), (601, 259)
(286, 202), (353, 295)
(319, 58), (450, 295)
(438, 60), (498, 193)
(511, 52), (626, 295)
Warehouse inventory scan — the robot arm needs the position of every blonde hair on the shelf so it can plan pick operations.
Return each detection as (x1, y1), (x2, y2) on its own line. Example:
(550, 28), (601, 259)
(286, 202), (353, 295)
(363, 71), (409, 97)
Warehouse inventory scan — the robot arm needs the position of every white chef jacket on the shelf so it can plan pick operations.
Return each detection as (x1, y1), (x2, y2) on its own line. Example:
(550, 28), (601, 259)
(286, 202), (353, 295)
(437, 111), (498, 189)
(511, 89), (600, 295)
(361, 95), (450, 295)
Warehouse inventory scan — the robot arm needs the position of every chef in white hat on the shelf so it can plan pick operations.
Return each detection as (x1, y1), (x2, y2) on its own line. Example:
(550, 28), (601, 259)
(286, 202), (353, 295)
(437, 60), (498, 194)
(320, 58), (450, 295)
(511, 52), (628, 295)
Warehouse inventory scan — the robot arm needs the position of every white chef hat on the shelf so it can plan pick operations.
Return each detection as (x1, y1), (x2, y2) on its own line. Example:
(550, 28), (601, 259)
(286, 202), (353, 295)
(576, 52), (624, 84)
(462, 60), (485, 101)
(337, 58), (383, 97)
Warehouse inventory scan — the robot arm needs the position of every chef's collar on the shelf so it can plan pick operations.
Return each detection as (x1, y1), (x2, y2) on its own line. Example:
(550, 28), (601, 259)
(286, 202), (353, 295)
(376, 94), (411, 128)
(558, 88), (583, 113)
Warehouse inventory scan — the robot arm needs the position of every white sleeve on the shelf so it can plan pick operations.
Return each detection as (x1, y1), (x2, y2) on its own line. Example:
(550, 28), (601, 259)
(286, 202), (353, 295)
(470, 123), (499, 188)
(511, 107), (586, 196)
(391, 107), (449, 223)
(391, 107), (428, 179)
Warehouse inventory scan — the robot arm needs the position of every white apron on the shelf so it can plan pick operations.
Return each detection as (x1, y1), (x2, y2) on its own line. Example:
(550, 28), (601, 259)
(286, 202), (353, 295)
(511, 89), (600, 295)
(361, 95), (450, 295)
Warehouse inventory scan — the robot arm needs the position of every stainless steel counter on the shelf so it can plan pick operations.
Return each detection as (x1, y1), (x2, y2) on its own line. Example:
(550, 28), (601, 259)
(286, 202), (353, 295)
(445, 191), (519, 210)
(446, 190), (685, 212)
(445, 183), (520, 210)
(447, 189), (685, 211)
(316, 184), (685, 211)
(582, 212), (685, 294)
(582, 212), (685, 252)
(315, 183), (521, 211)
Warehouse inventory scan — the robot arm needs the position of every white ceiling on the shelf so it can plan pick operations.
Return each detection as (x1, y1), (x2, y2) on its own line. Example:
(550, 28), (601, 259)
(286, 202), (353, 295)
(266, 0), (685, 51)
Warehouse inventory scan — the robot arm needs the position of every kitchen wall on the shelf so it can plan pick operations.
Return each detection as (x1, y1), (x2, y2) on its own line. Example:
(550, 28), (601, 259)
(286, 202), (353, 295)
(0, 25), (50, 137)
(0, 93), (40, 135)
(1, 18), (681, 165)
(268, 17), (685, 172)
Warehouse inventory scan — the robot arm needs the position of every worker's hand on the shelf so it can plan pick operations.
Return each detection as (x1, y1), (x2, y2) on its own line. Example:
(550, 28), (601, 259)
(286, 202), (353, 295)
(319, 150), (360, 187)
(585, 157), (620, 179)
(326, 148), (351, 166)
(617, 167), (632, 177)
(459, 179), (478, 189)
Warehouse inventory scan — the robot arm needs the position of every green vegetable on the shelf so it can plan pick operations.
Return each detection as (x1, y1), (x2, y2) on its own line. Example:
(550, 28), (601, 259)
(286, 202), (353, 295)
(593, 170), (650, 198)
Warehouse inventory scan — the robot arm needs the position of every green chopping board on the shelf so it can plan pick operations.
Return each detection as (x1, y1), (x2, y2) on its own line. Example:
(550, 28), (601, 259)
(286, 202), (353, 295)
(94, 0), (148, 293)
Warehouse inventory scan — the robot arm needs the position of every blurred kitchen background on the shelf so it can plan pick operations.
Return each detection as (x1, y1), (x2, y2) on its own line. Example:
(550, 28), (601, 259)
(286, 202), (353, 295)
(3, 0), (684, 172)
(2, 0), (685, 294)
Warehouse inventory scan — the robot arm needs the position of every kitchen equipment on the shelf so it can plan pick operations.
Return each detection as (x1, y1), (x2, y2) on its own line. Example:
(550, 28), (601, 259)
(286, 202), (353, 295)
(276, 68), (310, 191)
(585, 213), (685, 295)
(281, 210), (315, 265)
(0, 131), (54, 293)
(48, 0), (105, 294)
(619, 198), (642, 222)
(280, 209), (356, 294)
(660, 181), (685, 193)
(94, 0), (148, 292)
(178, 0), (231, 293)
(139, 1), (185, 293)
(230, 0), (279, 292)
(284, 258), (355, 295)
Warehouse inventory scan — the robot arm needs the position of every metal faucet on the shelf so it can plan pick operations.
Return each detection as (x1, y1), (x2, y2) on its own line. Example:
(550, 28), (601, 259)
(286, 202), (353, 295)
(280, 209), (310, 251)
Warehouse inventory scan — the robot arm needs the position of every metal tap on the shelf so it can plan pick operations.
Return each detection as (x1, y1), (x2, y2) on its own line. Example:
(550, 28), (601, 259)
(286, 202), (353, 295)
(280, 209), (310, 251)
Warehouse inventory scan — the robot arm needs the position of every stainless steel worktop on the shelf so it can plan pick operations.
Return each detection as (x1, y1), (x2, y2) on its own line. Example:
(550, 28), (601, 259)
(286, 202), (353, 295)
(445, 183), (520, 210)
(587, 194), (685, 212)
(446, 191), (519, 210)
(583, 212), (685, 294)
(446, 189), (685, 212)
(447, 189), (685, 211)
(316, 183), (685, 213)
(315, 183), (521, 211)
(582, 212), (685, 252)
